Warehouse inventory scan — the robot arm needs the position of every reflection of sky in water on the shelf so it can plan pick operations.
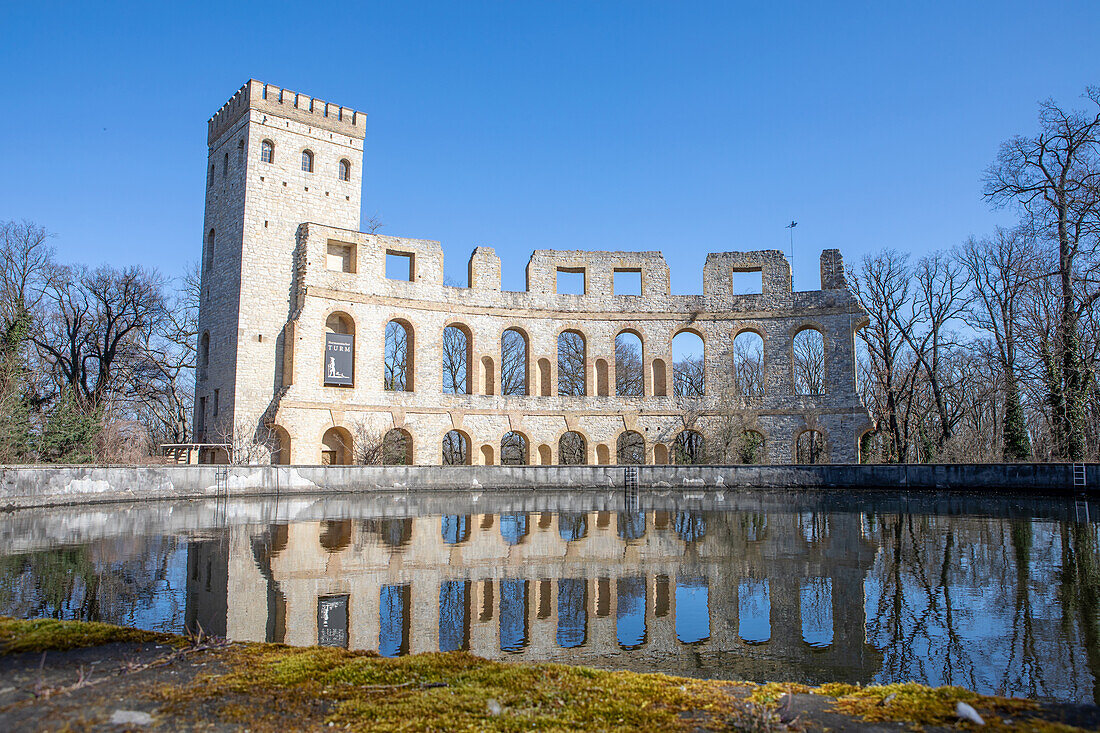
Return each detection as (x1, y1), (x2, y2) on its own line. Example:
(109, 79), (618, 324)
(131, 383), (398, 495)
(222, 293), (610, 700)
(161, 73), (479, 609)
(675, 577), (710, 644)
(379, 584), (409, 657)
(616, 576), (647, 649)
(557, 578), (587, 648)
(2, 505), (1099, 704)
(499, 514), (528, 546)
(738, 578), (770, 644)
(499, 578), (528, 652)
(800, 577), (833, 647)
(439, 580), (468, 652)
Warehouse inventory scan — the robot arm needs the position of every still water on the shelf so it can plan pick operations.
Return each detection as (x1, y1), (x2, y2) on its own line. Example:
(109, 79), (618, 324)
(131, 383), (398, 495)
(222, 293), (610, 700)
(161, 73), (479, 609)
(1, 490), (1097, 704)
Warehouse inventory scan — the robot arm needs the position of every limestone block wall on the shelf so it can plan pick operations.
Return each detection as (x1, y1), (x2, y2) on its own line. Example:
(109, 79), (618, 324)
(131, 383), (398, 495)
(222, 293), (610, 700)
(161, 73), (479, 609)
(268, 223), (872, 466)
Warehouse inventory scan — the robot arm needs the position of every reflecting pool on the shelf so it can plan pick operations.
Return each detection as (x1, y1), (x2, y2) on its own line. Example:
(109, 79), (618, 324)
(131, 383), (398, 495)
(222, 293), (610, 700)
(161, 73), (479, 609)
(1, 490), (1098, 704)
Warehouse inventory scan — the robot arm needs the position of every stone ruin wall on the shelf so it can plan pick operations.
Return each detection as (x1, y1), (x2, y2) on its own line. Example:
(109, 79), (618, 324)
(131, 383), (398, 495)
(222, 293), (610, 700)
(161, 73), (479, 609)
(270, 222), (872, 465)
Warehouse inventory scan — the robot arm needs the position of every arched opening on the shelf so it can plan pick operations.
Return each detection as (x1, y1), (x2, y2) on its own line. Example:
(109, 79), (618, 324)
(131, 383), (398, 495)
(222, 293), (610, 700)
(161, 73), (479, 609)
(301, 149), (314, 172)
(500, 514), (528, 546)
(236, 138), (244, 164)
(672, 330), (705, 396)
(339, 158), (351, 181)
(442, 515), (470, 544)
(501, 431), (528, 465)
(595, 444), (611, 464)
(558, 431), (586, 465)
(732, 330), (765, 397)
(261, 139), (274, 164)
(675, 576), (710, 644)
(479, 444), (494, 465)
(800, 577), (834, 648)
(595, 359), (609, 396)
(793, 327), (825, 395)
(222, 152), (228, 176)
(537, 358), (552, 396)
(480, 355), (495, 395)
(442, 429), (471, 465)
(501, 328), (528, 395)
(442, 323), (472, 394)
(384, 320), (414, 391)
(383, 428), (413, 465)
(319, 520), (352, 553)
(858, 429), (877, 464)
(558, 513), (588, 542)
(796, 430), (827, 464)
(615, 331), (644, 396)
(321, 427), (352, 465)
(617, 576), (647, 649)
(739, 430), (766, 464)
(537, 444), (552, 465)
(324, 312), (355, 387)
(673, 430), (705, 465)
(738, 578), (771, 644)
(616, 431), (645, 465)
(271, 426), (291, 465)
(557, 330), (586, 396)
(557, 578), (587, 648)
(652, 358), (667, 396)
(439, 579), (471, 652)
(653, 443), (669, 465)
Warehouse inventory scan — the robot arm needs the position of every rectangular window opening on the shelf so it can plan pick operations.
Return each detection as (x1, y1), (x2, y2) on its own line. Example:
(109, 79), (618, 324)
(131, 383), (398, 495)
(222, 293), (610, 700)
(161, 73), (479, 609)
(613, 269), (642, 296)
(732, 268), (763, 295)
(386, 251), (415, 281)
(556, 267), (585, 295)
(326, 241), (356, 273)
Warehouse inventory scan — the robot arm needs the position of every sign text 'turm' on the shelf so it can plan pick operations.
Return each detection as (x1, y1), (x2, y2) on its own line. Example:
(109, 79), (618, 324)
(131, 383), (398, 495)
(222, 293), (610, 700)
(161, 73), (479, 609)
(324, 333), (354, 387)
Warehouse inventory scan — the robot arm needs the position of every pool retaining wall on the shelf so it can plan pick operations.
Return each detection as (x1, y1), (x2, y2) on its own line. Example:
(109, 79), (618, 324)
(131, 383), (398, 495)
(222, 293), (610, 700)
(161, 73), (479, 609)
(0, 463), (1096, 509)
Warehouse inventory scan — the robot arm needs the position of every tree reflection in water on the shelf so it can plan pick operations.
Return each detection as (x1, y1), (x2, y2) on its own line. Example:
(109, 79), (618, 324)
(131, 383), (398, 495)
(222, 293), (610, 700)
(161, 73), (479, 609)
(2, 503), (1099, 704)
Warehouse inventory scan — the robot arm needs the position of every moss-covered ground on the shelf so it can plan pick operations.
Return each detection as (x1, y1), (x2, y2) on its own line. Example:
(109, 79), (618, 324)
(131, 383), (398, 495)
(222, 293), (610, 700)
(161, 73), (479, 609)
(1, 617), (1096, 732)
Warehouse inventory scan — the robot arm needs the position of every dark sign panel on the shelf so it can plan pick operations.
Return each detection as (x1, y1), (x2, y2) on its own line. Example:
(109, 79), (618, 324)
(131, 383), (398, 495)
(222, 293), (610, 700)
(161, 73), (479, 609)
(317, 594), (349, 648)
(324, 333), (354, 386)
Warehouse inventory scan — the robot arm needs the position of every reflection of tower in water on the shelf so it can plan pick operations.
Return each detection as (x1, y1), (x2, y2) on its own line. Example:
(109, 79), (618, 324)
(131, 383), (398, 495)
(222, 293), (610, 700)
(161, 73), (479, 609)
(194, 507), (881, 683)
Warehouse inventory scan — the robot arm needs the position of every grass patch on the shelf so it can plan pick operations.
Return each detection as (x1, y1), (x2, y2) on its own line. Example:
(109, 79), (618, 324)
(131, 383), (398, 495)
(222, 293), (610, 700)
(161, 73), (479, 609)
(157, 643), (740, 731)
(0, 616), (173, 654)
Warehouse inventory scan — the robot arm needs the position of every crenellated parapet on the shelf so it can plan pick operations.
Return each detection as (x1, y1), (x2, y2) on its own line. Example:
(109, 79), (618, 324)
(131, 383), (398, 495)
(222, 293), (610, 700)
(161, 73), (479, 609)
(207, 79), (366, 146)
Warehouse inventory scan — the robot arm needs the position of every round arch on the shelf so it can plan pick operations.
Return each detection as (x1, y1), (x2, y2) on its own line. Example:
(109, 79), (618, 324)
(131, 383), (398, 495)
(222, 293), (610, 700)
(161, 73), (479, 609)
(499, 326), (531, 396)
(383, 428), (414, 465)
(321, 426), (353, 465)
(558, 430), (588, 465)
(384, 318), (415, 391)
(616, 430), (645, 465)
(442, 429), (472, 465)
(442, 321), (474, 395)
(271, 425), (291, 465)
(673, 429), (706, 465)
(501, 431), (528, 465)
(795, 429), (828, 464)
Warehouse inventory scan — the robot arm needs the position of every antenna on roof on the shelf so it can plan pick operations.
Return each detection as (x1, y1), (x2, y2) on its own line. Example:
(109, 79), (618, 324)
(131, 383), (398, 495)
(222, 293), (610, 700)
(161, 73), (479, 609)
(786, 220), (798, 285)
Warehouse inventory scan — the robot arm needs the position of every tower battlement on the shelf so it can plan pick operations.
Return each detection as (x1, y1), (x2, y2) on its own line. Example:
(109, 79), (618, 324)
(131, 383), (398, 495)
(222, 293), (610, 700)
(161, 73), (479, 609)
(207, 79), (366, 146)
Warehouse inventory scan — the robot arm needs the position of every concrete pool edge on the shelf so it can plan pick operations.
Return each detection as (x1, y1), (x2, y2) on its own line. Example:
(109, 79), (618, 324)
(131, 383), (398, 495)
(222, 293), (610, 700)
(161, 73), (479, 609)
(0, 463), (1096, 509)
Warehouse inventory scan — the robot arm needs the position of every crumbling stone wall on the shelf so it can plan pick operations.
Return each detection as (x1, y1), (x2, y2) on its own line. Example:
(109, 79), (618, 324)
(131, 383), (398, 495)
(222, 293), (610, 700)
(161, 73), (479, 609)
(197, 80), (871, 466)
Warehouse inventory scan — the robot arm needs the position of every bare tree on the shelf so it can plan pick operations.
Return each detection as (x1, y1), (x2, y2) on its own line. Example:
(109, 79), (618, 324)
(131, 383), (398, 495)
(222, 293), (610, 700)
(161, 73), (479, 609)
(214, 416), (273, 465)
(960, 228), (1037, 459)
(351, 420), (386, 465)
(500, 328), (526, 395)
(793, 330), (825, 396)
(384, 321), (408, 391)
(731, 334), (765, 398)
(673, 356), (704, 397)
(615, 335), (643, 396)
(557, 331), (586, 396)
(984, 87), (1100, 459)
(442, 326), (469, 394)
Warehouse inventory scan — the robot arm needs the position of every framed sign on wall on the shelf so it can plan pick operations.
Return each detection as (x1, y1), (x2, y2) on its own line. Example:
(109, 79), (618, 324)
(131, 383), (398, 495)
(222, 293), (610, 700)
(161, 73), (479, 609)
(324, 333), (354, 386)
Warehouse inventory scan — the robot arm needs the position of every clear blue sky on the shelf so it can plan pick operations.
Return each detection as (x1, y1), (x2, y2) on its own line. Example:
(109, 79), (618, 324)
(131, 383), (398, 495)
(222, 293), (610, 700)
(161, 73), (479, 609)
(2, 2), (1098, 293)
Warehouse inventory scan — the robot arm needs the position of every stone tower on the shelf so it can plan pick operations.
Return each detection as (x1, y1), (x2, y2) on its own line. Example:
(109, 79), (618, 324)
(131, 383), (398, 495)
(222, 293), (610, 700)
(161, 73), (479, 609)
(195, 80), (366, 449)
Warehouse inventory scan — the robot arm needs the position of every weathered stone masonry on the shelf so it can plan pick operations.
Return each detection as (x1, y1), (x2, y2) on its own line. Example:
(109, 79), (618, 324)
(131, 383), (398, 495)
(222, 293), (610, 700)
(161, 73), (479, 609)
(195, 80), (872, 465)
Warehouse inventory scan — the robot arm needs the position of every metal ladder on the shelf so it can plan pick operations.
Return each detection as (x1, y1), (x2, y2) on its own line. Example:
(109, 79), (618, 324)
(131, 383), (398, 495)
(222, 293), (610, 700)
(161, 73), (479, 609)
(1073, 463), (1087, 489)
(624, 467), (639, 512)
(213, 465), (230, 526)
